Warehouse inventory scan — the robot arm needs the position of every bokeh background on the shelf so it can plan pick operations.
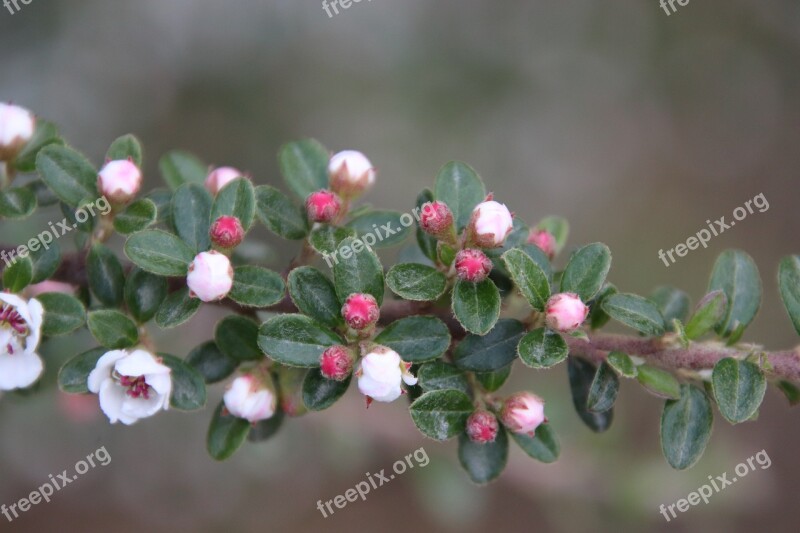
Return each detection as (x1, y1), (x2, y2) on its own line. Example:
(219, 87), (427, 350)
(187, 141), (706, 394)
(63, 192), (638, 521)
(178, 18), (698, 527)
(1, 1), (800, 531)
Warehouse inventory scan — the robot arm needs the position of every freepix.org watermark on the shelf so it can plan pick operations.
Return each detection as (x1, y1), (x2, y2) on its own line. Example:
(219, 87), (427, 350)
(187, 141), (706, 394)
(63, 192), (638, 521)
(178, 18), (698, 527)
(2, 446), (111, 523)
(659, 449), (771, 522)
(658, 192), (769, 267)
(1, 196), (111, 269)
(322, 0), (371, 18)
(3, 0), (33, 15)
(316, 446), (429, 518)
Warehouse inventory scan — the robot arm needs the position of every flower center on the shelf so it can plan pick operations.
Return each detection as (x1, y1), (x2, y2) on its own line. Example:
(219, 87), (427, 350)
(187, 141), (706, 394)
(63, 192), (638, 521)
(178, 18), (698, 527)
(0, 304), (28, 336)
(117, 374), (152, 399)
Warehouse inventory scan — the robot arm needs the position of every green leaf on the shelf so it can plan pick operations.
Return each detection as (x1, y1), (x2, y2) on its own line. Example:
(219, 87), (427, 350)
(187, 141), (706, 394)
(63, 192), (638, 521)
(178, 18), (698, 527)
(374, 316), (451, 363)
(160, 354), (207, 410)
(409, 389), (474, 441)
(517, 327), (568, 369)
(685, 290), (727, 340)
(124, 268), (168, 323)
(607, 351), (637, 378)
(516, 243), (553, 279)
(708, 249), (762, 338)
(332, 236), (385, 305)
(229, 266), (285, 308)
(587, 361), (620, 413)
(186, 341), (237, 384)
(36, 145), (98, 207)
(3, 255), (32, 292)
(568, 357), (613, 432)
(386, 263), (447, 302)
(58, 347), (106, 393)
(248, 409), (285, 442)
(29, 241), (61, 284)
(778, 256), (800, 336)
(302, 369), (351, 411)
(0, 187), (36, 219)
(215, 315), (262, 362)
(417, 361), (470, 395)
(154, 287), (201, 328)
(258, 314), (343, 367)
(602, 293), (666, 336)
(287, 266), (342, 328)
(106, 134), (143, 166)
(171, 184), (213, 253)
(776, 381), (800, 406)
(207, 401), (251, 461)
(636, 365), (681, 400)
(560, 243), (612, 301)
(415, 189), (439, 263)
(346, 210), (412, 249)
(453, 319), (524, 372)
(502, 248), (551, 311)
(452, 279), (501, 335)
(211, 177), (256, 231)
(124, 230), (196, 276)
(650, 286), (690, 330)
(147, 188), (173, 223)
(38, 292), (86, 336)
(433, 161), (486, 231)
(113, 198), (157, 235)
(159, 150), (207, 190)
(660, 384), (713, 470)
(309, 225), (357, 255)
(87, 310), (139, 349)
(588, 283), (617, 330)
(510, 423), (561, 463)
(474, 365), (512, 392)
(534, 216), (569, 255)
(279, 139), (330, 200)
(14, 120), (62, 173)
(712, 358), (766, 424)
(87, 244), (125, 307)
(25, 180), (60, 207)
(254, 185), (308, 240)
(458, 428), (508, 485)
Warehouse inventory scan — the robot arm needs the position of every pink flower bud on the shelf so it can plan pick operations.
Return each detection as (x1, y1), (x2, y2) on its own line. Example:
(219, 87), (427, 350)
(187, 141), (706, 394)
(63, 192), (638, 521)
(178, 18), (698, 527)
(223, 374), (276, 423)
(97, 159), (141, 204)
(468, 199), (514, 248)
(319, 345), (354, 381)
(455, 248), (493, 283)
(0, 103), (35, 161)
(356, 345), (417, 404)
(328, 150), (375, 198)
(500, 392), (547, 436)
(205, 166), (244, 195)
(545, 292), (589, 333)
(305, 189), (342, 223)
(419, 201), (454, 239)
(26, 281), (77, 298)
(528, 229), (557, 259)
(341, 293), (380, 331)
(186, 250), (234, 302)
(210, 215), (245, 249)
(466, 409), (500, 443)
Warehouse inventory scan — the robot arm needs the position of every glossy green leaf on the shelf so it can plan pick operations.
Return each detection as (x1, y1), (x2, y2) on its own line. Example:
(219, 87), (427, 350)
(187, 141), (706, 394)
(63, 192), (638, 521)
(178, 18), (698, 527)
(650, 286), (690, 331)
(258, 314), (343, 367)
(58, 347), (106, 393)
(588, 283), (617, 330)
(510, 423), (561, 463)
(113, 198), (157, 235)
(517, 327), (568, 369)
(636, 365), (681, 400)
(332, 236), (385, 305)
(474, 364), (512, 392)
(2, 255), (32, 292)
(229, 266), (285, 307)
(215, 315), (262, 362)
(602, 293), (666, 336)
(87, 244), (125, 307)
(159, 150), (207, 190)
(560, 243), (612, 301)
(409, 389), (474, 441)
(87, 310), (139, 349)
(36, 145), (98, 207)
(171, 184), (213, 253)
(254, 184), (308, 240)
(309, 225), (357, 256)
(207, 401), (251, 461)
(29, 241), (61, 284)
(374, 316), (451, 363)
(154, 287), (201, 328)
(660, 384), (713, 470)
(124, 230), (195, 276)
(346, 210), (412, 249)
(502, 248), (551, 311)
(778, 256), (800, 336)
(287, 266), (342, 328)
(186, 341), (237, 384)
(302, 369), (351, 411)
(0, 187), (36, 219)
(386, 263), (447, 302)
(417, 361), (470, 395)
(458, 428), (508, 485)
(124, 268), (168, 323)
(160, 353), (207, 410)
(211, 177), (256, 231)
(685, 290), (727, 340)
(38, 292), (86, 337)
(452, 279), (501, 335)
(568, 357), (613, 432)
(106, 134), (143, 166)
(607, 351), (637, 378)
(712, 358), (766, 424)
(587, 361), (620, 413)
(708, 249), (762, 338)
(279, 139), (330, 200)
(13, 120), (62, 173)
(453, 319), (524, 372)
(433, 161), (486, 231)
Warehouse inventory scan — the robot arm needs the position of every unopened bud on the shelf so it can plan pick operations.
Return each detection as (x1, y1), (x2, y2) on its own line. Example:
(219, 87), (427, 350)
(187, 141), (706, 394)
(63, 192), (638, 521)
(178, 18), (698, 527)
(341, 293), (380, 331)
(205, 166), (244, 195)
(210, 215), (245, 249)
(186, 250), (234, 302)
(528, 229), (557, 259)
(97, 159), (141, 204)
(223, 373), (276, 423)
(545, 292), (589, 333)
(328, 150), (375, 199)
(468, 199), (514, 248)
(319, 345), (354, 381)
(0, 103), (35, 161)
(455, 248), (493, 283)
(419, 201), (455, 241)
(305, 189), (342, 223)
(500, 392), (547, 436)
(466, 409), (500, 443)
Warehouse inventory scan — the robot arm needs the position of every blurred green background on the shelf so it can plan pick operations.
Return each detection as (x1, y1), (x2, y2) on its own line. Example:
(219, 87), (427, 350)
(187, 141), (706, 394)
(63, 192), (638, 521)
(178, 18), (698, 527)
(1, 1), (800, 531)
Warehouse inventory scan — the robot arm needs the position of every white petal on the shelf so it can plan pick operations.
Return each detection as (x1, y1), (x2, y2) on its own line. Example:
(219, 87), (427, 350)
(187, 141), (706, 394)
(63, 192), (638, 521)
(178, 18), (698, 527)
(0, 350), (42, 390)
(87, 350), (128, 393)
(98, 379), (128, 424)
(120, 392), (165, 420)
(23, 298), (44, 354)
(114, 349), (170, 377)
(0, 292), (28, 311)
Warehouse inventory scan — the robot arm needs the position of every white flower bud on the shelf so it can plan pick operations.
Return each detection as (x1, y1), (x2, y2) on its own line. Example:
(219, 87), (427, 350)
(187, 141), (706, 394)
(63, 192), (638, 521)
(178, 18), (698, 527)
(223, 374), (276, 423)
(328, 150), (375, 198)
(97, 159), (142, 204)
(205, 166), (243, 195)
(0, 103), (35, 161)
(356, 346), (417, 404)
(545, 293), (589, 333)
(186, 250), (234, 302)
(469, 200), (514, 248)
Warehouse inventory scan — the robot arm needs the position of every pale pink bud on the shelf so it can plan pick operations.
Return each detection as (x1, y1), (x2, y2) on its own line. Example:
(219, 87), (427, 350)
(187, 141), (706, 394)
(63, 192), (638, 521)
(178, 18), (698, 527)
(419, 201), (454, 239)
(223, 374), (276, 423)
(97, 159), (141, 204)
(328, 150), (375, 198)
(466, 409), (500, 443)
(0, 103), (35, 161)
(545, 292), (589, 333)
(528, 229), (557, 259)
(469, 200), (514, 248)
(205, 166), (244, 195)
(342, 293), (380, 331)
(210, 215), (245, 249)
(455, 248), (493, 283)
(26, 281), (77, 298)
(305, 189), (342, 223)
(186, 250), (234, 302)
(319, 345), (354, 381)
(500, 392), (547, 436)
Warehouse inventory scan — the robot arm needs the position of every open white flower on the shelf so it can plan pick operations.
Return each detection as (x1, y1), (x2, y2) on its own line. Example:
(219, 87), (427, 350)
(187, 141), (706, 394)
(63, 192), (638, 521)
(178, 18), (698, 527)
(223, 374), (276, 423)
(0, 293), (44, 391)
(87, 349), (172, 425)
(356, 346), (417, 404)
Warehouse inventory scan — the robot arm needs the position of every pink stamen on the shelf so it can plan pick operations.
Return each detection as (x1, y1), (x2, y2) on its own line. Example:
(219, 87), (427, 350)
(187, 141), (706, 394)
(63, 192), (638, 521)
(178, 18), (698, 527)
(0, 304), (28, 335)
(118, 375), (152, 399)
